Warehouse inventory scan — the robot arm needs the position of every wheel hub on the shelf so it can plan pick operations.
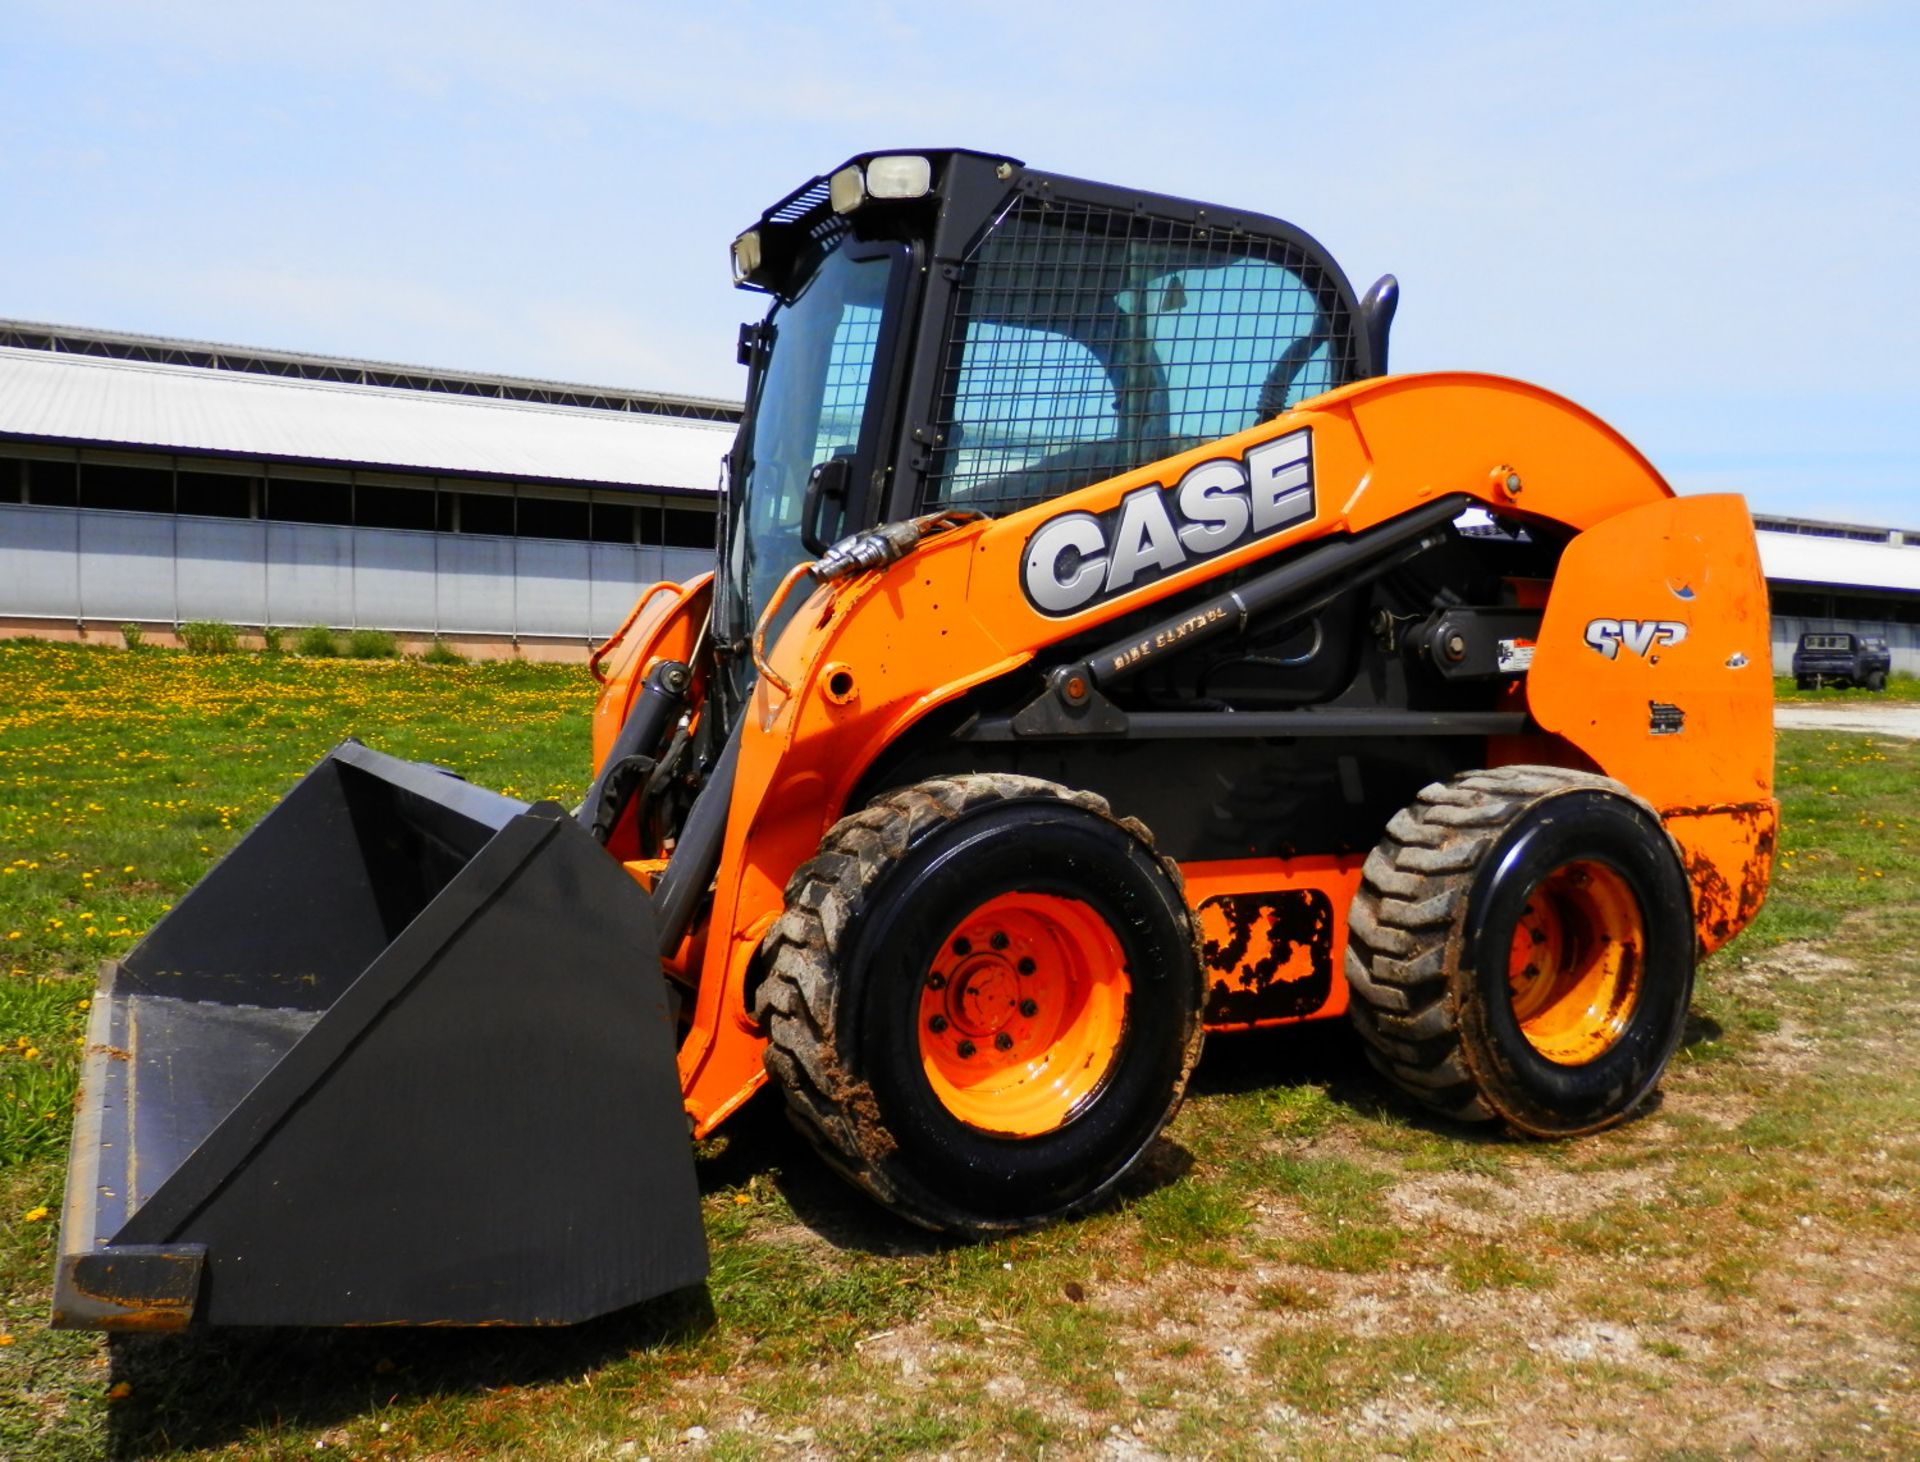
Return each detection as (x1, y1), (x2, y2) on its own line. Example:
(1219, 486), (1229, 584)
(1504, 859), (1645, 1066)
(918, 892), (1131, 1136)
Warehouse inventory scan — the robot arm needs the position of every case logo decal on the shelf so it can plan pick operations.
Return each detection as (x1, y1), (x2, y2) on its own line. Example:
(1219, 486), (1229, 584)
(1021, 429), (1314, 616)
(1584, 618), (1688, 660)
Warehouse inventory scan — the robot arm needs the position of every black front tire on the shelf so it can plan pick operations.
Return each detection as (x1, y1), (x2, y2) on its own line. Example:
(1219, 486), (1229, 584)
(753, 775), (1204, 1233)
(1346, 767), (1695, 1136)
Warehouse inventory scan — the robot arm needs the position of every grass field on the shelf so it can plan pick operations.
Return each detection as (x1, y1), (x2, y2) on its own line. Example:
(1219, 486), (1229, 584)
(1773, 672), (1920, 704)
(3, 640), (1916, 1460)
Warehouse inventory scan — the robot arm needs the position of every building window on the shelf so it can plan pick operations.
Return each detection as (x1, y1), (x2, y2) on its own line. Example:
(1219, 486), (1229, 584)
(355, 482), (437, 531)
(175, 470), (254, 519)
(0, 447), (724, 547)
(26, 459), (79, 507)
(80, 462), (174, 514)
(515, 493), (590, 542)
(265, 478), (352, 526)
(591, 499), (635, 544)
(440, 491), (515, 537)
(662, 505), (713, 549)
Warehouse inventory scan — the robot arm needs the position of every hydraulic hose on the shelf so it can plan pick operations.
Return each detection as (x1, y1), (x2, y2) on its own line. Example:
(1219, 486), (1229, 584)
(751, 510), (983, 697)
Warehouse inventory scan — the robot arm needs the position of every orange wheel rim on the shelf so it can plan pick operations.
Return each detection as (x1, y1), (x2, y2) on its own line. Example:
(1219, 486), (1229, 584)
(918, 892), (1131, 1136)
(1505, 859), (1645, 1066)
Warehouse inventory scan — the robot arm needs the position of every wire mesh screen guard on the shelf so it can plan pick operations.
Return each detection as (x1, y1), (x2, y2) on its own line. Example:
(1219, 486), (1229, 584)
(921, 197), (1360, 516)
(816, 304), (883, 462)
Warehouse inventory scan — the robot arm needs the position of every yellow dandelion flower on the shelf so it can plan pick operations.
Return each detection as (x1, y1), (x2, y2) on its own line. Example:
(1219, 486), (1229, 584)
(22, 1205), (49, 1222)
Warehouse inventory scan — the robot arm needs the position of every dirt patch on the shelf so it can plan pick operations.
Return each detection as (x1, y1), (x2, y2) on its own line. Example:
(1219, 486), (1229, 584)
(1738, 942), (1860, 984)
(1387, 1162), (1663, 1238)
(1776, 706), (1920, 740)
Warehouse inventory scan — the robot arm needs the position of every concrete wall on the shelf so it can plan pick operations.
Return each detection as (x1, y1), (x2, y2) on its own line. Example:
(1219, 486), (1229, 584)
(1771, 616), (1920, 676)
(0, 502), (710, 644)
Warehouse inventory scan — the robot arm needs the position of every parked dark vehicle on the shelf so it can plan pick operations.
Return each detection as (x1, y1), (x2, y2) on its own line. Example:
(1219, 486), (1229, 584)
(1793, 631), (1892, 690)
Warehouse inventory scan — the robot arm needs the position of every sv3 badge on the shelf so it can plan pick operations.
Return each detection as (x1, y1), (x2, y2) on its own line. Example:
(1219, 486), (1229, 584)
(1021, 430), (1314, 616)
(1585, 618), (1689, 659)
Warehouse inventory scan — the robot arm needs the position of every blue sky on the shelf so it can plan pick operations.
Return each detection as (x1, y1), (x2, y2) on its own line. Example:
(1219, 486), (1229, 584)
(3, 2), (1913, 524)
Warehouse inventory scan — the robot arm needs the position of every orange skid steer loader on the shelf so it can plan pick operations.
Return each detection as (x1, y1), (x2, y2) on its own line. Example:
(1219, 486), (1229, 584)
(55, 150), (1776, 1330)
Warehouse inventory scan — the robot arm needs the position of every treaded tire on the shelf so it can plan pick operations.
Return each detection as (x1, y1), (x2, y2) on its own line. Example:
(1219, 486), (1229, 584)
(752, 774), (1205, 1234)
(1345, 766), (1695, 1136)
(1867, 670), (1888, 692)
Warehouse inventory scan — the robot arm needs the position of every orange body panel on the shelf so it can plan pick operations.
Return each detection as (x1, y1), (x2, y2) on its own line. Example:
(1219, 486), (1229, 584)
(1182, 856), (1365, 1029)
(589, 574), (713, 772)
(585, 373), (1774, 1135)
(1526, 494), (1777, 953)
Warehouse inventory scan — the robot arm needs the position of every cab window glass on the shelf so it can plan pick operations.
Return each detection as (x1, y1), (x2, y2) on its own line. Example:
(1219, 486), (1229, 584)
(922, 197), (1358, 515)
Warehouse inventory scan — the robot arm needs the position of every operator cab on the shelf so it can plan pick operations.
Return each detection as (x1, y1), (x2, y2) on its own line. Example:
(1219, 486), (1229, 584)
(717, 149), (1394, 694)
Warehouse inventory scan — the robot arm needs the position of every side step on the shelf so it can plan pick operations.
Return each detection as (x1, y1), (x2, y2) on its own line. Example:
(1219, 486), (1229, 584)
(54, 740), (708, 1330)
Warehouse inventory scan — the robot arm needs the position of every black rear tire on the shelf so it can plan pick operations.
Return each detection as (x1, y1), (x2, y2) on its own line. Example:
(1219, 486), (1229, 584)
(1345, 766), (1695, 1136)
(753, 775), (1204, 1233)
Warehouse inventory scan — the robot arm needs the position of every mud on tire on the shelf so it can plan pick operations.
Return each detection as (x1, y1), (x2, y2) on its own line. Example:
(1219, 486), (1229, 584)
(752, 774), (1205, 1234)
(1345, 765), (1696, 1136)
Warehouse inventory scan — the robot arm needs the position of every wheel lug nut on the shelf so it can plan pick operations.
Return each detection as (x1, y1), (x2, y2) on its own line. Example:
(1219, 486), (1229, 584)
(926, 971), (946, 990)
(952, 937), (971, 956)
(956, 1038), (976, 1058)
(990, 931), (1009, 951)
(1017, 957), (1036, 975)
(994, 1031), (1014, 1052)
(929, 1014), (948, 1033)
(1019, 999), (1038, 1017)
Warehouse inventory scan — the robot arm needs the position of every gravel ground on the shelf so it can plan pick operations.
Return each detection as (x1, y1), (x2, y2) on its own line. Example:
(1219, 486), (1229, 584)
(1775, 703), (1920, 739)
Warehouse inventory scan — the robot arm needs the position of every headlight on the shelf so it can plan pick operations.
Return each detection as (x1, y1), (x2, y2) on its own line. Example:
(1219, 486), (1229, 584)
(730, 230), (762, 283)
(829, 165), (866, 215)
(830, 155), (932, 215)
(864, 154), (932, 199)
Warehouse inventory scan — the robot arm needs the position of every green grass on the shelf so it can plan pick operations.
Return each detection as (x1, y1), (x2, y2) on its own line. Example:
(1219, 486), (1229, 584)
(3, 638), (1918, 1458)
(1773, 670), (1920, 702)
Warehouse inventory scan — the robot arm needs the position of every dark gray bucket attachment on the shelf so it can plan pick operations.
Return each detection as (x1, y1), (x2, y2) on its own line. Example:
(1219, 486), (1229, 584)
(53, 740), (707, 1330)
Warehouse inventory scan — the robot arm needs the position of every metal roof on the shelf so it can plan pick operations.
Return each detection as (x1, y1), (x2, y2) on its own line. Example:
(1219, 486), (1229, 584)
(0, 346), (734, 493)
(1757, 526), (1920, 595)
(0, 318), (742, 422)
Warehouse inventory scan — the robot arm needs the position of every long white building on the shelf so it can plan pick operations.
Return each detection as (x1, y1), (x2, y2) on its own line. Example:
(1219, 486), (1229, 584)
(1755, 514), (1920, 674)
(0, 321), (733, 657)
